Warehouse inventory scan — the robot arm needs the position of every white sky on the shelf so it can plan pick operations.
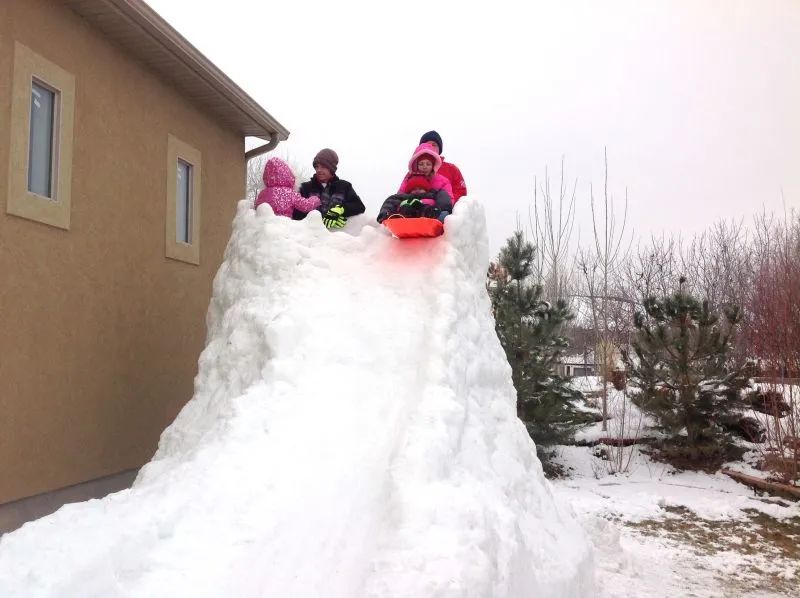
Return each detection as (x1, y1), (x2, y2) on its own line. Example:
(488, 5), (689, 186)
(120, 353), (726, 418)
(146, 0), (800, 256)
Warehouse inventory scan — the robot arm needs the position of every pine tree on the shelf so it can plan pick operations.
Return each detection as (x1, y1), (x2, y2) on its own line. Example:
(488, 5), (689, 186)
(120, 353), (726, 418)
(623, 284), (749, 452)
(489, 231), (582, 449)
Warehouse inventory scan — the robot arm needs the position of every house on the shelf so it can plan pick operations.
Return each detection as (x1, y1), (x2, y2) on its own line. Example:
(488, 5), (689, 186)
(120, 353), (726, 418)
(557, 351), (598, 378)
(557, 341), (629, 381)
(0, 0), (289, 528)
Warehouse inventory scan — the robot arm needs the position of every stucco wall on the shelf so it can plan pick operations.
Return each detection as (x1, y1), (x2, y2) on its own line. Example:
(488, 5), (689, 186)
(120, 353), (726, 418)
(0, 0), (245, 504)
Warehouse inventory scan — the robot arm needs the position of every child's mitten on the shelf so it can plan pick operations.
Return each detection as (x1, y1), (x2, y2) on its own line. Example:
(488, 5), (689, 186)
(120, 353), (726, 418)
(322, 204), (346, 229)
(398, 198), (424, 217)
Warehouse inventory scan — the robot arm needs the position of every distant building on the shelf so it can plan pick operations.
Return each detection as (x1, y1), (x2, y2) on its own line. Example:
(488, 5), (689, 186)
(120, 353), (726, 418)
(557, 351), (598, 378)
(1, 0), (288, 524)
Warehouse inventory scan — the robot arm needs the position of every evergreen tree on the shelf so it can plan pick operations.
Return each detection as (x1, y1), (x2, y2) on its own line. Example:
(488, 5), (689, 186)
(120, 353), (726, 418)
(489, 231), (582, 448)
(623, 285), (749, 450)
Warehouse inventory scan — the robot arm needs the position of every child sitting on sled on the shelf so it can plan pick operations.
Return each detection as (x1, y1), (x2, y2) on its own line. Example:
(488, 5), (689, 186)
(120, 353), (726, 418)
(377, 142), (454, 223)
(254, 157), (321, 218)
(376, 175), (452, 224)
(397, 142), (454, 200)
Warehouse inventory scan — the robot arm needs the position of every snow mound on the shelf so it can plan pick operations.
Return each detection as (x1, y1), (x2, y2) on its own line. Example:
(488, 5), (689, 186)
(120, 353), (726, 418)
(0, 198), (594, 597)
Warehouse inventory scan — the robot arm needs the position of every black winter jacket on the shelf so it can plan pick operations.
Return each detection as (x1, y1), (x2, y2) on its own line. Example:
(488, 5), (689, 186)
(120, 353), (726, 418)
(377, 189), (452, 223)
(295, 175), (365, 221)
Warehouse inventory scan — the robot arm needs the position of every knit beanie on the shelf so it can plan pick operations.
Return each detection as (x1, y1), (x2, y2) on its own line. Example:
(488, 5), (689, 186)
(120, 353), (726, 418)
(419, 130), (443, 154)
(405, 175), (432, 192)
(313, 148), (339, 174)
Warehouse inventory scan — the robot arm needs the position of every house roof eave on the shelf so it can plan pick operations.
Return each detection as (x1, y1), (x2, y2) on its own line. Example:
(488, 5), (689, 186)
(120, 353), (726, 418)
(63, 0), (290, 143)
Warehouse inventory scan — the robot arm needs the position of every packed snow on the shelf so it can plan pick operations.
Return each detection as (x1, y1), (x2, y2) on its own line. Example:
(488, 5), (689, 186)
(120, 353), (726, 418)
(0, 198), (594, 597)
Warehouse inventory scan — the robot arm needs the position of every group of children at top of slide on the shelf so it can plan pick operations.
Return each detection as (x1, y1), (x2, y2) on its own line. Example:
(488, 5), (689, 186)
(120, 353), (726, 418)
(254, 131), (467, 230)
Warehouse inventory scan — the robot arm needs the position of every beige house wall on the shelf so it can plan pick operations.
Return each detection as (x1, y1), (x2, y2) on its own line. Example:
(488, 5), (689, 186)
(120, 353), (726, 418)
(0, 0), (245, 504)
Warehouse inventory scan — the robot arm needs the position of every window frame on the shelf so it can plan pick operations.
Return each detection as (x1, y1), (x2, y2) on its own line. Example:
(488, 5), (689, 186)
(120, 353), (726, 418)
(165, 135), (201, 265)
(7, 42), (75, 230)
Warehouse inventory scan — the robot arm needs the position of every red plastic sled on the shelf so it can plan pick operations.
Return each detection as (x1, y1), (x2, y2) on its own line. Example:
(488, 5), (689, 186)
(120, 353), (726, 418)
(383, 216), (444, 239)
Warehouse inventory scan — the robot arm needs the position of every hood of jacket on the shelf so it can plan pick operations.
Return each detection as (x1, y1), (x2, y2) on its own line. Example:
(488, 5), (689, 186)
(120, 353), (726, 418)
(263, 157), (296, 188)
(408, 143), (442, 173)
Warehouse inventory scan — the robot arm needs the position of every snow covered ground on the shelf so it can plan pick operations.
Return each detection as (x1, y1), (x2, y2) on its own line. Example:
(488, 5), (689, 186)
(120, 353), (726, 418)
(552, 446), (800, 597)
(571, 376), (660, 446)
(572, 376), (799, 484)
(0, 199), (593, 597)
(554, 377), (800, 597)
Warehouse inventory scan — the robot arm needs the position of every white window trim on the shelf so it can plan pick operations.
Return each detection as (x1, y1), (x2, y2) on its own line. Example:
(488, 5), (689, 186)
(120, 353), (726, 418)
(7, 42), (75, 230)
(165, 135), (201, 265)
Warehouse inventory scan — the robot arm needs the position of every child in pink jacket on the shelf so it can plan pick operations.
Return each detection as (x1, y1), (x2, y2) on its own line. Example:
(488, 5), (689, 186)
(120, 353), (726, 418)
(255, 157), (320, 217)
(397, 143), (454, 204)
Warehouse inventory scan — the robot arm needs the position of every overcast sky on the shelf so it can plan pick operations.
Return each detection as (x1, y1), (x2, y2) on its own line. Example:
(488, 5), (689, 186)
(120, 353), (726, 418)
(147, 0), (799, 256)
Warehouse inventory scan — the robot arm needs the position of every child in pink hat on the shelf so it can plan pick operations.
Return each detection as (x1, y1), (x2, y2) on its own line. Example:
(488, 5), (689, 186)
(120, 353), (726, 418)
(397, 142), (454, 203)
(254, 157), (321, 218)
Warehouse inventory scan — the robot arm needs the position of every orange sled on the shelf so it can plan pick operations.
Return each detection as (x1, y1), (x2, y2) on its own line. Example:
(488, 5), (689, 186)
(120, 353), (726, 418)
(383, 215), (444, 239)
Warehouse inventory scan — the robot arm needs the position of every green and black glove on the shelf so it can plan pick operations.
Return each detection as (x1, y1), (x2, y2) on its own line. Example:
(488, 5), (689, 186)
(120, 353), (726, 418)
(322, 204), (346, 229)
(398, 198), (424, 217)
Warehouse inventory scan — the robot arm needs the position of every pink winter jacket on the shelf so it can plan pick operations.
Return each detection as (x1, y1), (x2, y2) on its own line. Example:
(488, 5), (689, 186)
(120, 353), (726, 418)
(255, 158), (320, 217)
(397, 143), (453, 202)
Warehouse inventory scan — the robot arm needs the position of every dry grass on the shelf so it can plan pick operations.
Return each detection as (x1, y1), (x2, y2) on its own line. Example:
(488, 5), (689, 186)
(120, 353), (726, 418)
(627, 506), (800, 595)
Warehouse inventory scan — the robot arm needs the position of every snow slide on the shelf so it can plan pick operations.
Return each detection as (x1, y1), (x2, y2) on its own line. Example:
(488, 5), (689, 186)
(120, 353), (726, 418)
(0, 198), (594, 597)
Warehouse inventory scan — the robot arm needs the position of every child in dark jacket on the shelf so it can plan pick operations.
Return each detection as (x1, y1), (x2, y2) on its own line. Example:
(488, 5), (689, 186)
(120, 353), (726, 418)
(296, 148), (365, 229)
(377, 176), (451, 224)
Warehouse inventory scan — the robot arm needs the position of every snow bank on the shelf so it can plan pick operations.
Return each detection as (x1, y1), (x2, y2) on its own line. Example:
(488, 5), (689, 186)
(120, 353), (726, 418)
(0, 199), (593, 597)
(553, 445), (800, 522)
(570, 381), (661, 445)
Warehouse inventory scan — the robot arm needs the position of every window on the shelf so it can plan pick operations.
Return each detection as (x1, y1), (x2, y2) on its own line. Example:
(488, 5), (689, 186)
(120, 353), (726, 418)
(7, 42), (75, 229)
(165, 135), (201, 265)
(176, 159), (193, 243)
(28, 80), (57, 198)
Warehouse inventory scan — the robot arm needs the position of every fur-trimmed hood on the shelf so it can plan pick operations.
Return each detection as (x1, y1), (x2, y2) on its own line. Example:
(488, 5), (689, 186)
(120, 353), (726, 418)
(407, 143), (442, 173)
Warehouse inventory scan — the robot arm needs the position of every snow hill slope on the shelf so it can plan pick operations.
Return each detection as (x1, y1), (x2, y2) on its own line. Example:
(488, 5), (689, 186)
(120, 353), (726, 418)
(0, 198), (594, 597)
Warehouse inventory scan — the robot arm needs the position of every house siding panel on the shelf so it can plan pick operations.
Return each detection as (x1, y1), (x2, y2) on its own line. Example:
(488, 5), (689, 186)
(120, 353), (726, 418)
(0, 0), (245, 504)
